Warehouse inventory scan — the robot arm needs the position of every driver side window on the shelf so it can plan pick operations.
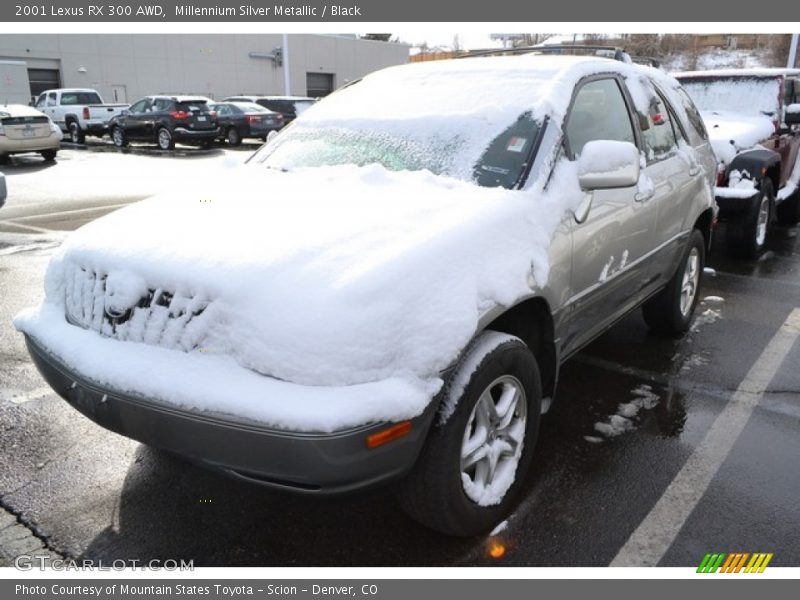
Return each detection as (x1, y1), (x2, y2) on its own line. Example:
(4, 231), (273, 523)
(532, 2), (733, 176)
(129, 99), (148, 114)
(565, 78), (636, 158)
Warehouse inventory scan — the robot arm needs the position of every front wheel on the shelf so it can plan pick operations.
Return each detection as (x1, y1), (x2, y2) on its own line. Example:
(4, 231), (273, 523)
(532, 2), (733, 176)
(226, 127), (242, 146)
(68, 121), (85, 144)
(726, 180), (774, 258)
(157, 127), (175, 150)
(398, 331), (541, 537)
(111, 126), (127, 148)
(643, 229), (705, 335)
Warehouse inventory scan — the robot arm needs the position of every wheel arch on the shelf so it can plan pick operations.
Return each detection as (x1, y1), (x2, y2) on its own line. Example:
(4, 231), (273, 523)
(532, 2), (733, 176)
(480, 296), (558, 405)
(694, 207), (715, 252)
(727, 147), (780, 190)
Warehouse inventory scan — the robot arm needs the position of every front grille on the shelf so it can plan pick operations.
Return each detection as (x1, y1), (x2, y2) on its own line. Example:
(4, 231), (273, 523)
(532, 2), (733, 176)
(64, 263), (211, 352)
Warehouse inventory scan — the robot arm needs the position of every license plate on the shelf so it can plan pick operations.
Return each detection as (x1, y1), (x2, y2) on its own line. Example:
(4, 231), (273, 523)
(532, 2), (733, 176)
(22, 129), (36, 137)
(197, 116), (207, 122)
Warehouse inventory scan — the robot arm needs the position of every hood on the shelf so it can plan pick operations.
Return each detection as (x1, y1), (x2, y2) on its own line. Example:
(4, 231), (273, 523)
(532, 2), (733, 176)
(40, 163), (580, 388)
(700, 110), (776, 165)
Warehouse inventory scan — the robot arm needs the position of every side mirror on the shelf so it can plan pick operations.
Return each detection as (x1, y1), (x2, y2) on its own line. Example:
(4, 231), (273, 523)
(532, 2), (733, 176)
(120, 109), (130, 116)
(785, 104), (800, 125)
(578, 140), (641, 190)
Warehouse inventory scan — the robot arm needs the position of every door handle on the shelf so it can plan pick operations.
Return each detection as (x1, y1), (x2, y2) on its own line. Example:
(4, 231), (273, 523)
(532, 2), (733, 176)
(634, 190), (655, 202)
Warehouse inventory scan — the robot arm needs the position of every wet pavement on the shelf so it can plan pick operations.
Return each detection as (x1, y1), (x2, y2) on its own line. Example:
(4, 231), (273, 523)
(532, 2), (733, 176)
(0, 146), (798, 567)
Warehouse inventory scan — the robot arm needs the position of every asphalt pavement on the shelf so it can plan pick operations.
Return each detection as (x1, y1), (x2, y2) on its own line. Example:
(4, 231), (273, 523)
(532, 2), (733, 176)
(0, 142), (798, 567)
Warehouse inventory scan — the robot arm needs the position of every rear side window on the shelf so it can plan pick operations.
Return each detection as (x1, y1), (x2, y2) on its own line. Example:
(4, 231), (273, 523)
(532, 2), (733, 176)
(129, 99), (149, 113)
(60, 92), (102, 105)
(262, 100), (291, 114)
(177, 102), (209, 113)
(675, 87), (709, 142)
(565, 78), (636, 157)
(639, 93), (679, 162)
(47, 93), (57, 107)
(152, 98), (174, 112)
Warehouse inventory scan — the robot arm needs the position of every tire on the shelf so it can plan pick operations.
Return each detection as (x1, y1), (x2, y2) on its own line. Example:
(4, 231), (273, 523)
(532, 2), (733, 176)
(776, 188), (800, 226)
(68, 121), (85, 144)
(398, 331), (542, 537)
(0, 154), (9, 165)
(111, 126), (127, 148)
(157, 127), (175, 150)
(226, 127), (242, 146)
(725, 179), (774, 258)
(40, 149), (57, 161)
(642, 229), (705, 335)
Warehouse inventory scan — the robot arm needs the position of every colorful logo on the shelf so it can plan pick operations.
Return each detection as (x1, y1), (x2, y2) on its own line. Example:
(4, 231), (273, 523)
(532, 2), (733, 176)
(697, 553), (773, 573)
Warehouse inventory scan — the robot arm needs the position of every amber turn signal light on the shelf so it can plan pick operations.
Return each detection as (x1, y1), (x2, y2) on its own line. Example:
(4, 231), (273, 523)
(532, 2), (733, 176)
(366, 421), (412, 449)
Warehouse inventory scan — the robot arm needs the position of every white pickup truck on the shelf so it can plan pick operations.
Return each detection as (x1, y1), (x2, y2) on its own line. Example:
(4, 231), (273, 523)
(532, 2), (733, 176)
(34, 88), (128, 143)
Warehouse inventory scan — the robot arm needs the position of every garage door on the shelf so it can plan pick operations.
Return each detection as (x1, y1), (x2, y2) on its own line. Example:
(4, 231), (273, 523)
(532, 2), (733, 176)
(27, 68), (60, 98)
(306, 72), (334, 98)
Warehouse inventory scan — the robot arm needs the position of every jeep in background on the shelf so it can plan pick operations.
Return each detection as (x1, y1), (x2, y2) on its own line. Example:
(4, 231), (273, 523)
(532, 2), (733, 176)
(35, 88), (128, 144)
(676, 69), (800, 258)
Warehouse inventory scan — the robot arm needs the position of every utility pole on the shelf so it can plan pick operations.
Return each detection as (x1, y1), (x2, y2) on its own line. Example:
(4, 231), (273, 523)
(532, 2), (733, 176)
(282, 33), (291, 96)
(788, 33), (799, 68)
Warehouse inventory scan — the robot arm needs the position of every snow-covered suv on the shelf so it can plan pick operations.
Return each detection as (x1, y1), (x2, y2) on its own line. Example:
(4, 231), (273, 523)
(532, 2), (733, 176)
(16, 55), (716, 536)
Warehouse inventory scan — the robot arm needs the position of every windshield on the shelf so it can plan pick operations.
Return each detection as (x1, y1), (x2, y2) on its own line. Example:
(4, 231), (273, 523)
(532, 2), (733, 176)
(293, 100), (314, 116)
(250, 62), (548, 189)
(679, 76), (781, 117)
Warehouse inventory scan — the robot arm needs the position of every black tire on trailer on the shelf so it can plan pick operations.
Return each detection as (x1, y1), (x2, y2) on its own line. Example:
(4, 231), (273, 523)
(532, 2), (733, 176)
(725, 179), (774, 259)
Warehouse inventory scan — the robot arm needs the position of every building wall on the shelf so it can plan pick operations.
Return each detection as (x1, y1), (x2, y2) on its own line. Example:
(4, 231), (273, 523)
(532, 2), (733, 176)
(0, 34), (409, 103)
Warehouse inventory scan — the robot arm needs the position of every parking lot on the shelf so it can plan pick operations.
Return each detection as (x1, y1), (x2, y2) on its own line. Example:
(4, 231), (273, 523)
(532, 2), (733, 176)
(0, 141), (799, 567)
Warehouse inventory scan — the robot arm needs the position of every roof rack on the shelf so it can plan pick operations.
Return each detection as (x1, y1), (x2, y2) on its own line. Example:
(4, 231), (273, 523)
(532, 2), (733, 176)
(630, 55), (662, 68)
(458, 44), (632, 63)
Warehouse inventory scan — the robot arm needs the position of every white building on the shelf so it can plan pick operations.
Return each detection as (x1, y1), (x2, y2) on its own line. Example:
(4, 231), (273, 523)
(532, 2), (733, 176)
(0, 34), (410, 104)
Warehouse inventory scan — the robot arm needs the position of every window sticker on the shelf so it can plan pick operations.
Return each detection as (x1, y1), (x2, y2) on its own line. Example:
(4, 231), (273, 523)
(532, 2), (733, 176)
(506, 136), (528, 153)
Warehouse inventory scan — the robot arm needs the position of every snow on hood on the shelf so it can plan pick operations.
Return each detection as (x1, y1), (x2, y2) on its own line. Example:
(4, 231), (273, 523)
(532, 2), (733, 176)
(19, 163), (581, 396)
(700, 110), (776, 165)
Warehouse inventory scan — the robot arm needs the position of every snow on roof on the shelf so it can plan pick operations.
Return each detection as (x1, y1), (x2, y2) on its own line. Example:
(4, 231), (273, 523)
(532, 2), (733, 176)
(0, 104), (47, 118)
(675, 67), (800, 79)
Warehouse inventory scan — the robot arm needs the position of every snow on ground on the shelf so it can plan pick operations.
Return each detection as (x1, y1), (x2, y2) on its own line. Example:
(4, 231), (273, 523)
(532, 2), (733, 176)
(591, 384), (660, 440)
(691, 307), (723, 332)
(665, 48), (773, 73)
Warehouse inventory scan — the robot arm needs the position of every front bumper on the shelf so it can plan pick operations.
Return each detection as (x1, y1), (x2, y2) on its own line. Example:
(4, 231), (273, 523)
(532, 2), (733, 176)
(25, 334), (436, 495)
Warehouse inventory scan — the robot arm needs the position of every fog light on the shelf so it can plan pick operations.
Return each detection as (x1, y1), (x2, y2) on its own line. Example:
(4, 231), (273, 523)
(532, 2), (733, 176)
(366, 421), (412, 449)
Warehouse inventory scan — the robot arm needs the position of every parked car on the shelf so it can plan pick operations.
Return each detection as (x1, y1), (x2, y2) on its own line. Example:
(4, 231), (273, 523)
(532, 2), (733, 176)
(0, 104), (62, 163)
(108, 95), (219, 150)
(35, 88), (128, 144)
(222, 95), (314, 125)
(17, 54), (715, 536)
(209, 101), (284, 145)
(675, 68), (800, 257)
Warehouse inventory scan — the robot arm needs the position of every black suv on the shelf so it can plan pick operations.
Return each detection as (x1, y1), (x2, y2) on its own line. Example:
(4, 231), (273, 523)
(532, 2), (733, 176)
(109, 96), (219, 150)
(222, 96), (315, 126)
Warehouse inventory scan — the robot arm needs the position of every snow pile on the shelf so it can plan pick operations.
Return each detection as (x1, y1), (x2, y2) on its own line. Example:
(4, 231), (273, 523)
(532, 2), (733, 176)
(591, 384), (660, 440)
(787, 104), (800, 114)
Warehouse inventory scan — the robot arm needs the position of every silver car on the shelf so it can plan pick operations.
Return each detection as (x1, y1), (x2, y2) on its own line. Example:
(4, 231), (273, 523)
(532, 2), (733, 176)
(18, 53), (716, 537)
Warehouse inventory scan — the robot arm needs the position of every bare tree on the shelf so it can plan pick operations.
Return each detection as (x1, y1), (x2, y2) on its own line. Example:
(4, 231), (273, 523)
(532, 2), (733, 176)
(362, 34), (392, 42)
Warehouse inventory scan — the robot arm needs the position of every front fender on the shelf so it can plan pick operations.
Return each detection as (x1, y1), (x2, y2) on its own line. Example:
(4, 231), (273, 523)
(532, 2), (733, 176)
(727, 147), (780, 186)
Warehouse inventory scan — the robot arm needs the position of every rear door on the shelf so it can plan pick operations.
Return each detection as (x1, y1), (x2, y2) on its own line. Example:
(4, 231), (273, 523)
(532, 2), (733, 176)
(122, 98), (152, 139)
(562, 76), (658, 355)
(635, 85), (704, 291)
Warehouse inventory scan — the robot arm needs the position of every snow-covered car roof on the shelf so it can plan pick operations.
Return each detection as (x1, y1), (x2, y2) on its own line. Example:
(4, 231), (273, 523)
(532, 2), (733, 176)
(0, 104), (48, 119)
(675, 68), (800, 79)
